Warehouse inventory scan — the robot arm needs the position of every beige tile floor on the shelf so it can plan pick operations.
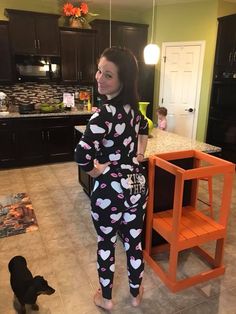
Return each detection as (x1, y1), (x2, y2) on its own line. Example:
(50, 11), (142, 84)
(0, 162), (235, 314)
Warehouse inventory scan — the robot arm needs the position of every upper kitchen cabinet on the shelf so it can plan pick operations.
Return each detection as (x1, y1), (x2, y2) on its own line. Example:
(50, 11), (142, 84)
(207, 14), (236, 163)
(0, 21), (12, 83)
(5, 9), (60, 56)
(90, 19), (148, 61)
(60, 28), (96, 84)
(214, 14), (236, 79)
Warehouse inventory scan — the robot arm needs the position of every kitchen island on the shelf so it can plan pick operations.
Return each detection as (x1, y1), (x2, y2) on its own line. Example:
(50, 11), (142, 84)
(75, 126), (221, 195)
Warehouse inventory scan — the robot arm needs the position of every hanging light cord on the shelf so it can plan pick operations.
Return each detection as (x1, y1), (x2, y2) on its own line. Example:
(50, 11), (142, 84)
(109, 0), (112, 48)
(151, 0), (155, 44)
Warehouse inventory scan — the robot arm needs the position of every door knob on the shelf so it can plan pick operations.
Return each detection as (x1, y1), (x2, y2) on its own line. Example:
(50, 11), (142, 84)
(185, 108), (194, 113)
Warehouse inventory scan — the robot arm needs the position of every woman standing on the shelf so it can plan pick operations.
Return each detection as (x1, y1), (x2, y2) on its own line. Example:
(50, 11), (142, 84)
(75, 47), (148, 310)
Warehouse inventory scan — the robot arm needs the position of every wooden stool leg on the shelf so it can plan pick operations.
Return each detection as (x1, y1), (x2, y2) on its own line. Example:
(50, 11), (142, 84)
(168, 246), (178, 281)
(214, 238), (225, 267)
(208, 177), (214, 218)
(198, 177), (214, 218)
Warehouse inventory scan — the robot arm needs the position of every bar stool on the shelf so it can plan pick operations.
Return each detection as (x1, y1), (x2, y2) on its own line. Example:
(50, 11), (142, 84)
(144, 150), (234, 292)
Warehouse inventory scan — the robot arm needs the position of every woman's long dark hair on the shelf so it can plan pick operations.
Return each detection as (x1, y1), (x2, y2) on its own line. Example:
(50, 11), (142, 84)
(100, 47), (139, 111)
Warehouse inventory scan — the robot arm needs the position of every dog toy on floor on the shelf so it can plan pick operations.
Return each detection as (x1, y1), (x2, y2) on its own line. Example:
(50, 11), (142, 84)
(8, 255), (55, 314)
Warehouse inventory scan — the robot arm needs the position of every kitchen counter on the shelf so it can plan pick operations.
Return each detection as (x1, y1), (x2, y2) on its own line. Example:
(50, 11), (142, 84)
(0, 111), (93, 168)
(74, 126), (221, 156)
(0, 109), (92, 119)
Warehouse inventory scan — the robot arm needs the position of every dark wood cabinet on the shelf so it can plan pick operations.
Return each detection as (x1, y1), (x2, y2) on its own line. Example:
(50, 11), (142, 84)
(0, 21), (12, 83)
(60, 28), (96, 84)
(207, 14), (236, 163)
(16, 119), (45, 166)
(90, 19), (148, 62)
(214, 14), (236, 79)
(5, 9), (60, 56)
(90, 19), (154, 118)
(119, 25), (148, 62)
(0, 120), (16, 167)
(0, 114), (92, 168)
(15, 118), (75, 166)
(45, 123), (74, 162)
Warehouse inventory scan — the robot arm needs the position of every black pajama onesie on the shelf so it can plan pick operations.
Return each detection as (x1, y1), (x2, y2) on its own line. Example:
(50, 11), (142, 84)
(75, 95), (148, 300)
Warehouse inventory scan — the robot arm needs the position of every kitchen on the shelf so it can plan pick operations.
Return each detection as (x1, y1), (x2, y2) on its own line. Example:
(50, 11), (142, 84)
(0, 0), (236, 313)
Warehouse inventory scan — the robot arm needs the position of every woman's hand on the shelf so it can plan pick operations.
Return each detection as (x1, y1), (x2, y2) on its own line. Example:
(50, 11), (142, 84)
(87, 160), (110, 178)
(136, 153), (145, 163)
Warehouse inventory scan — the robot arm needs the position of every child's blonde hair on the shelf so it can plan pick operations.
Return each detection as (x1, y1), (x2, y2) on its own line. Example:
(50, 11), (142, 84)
(157, 107), (168, 116)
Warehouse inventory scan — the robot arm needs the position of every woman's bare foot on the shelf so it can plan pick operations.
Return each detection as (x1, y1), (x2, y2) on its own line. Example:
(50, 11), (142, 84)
(94, 289), (114, 311)
(131, 286), (144, 307)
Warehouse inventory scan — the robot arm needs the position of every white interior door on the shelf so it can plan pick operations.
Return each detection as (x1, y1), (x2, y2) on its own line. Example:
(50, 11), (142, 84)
(159, 42), (205, 139)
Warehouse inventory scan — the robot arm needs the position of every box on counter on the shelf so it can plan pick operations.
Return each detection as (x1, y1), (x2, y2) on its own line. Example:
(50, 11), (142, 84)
(63, 93), (75, 108)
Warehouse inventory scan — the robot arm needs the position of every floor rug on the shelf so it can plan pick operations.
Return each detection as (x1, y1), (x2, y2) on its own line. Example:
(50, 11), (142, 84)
(0, 193), (38, 238)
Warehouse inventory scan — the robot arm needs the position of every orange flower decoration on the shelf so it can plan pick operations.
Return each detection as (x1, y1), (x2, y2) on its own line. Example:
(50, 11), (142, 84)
(63, 3), (74, 16)
(62, 1), (98, 20)
(72, 7), (81, 17)
(80, 2), (88, 15)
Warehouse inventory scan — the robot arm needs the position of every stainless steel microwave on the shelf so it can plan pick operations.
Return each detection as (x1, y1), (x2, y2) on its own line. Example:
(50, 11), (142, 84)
(15, 55), (60, 82)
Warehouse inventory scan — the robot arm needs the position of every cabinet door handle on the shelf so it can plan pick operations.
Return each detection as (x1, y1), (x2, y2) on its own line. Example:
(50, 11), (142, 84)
(234, 50), (236, 63)
(34, 39), (37, 49)
(229, 52), (233, 64)
(47, 131), (50, 141)
(77, 71), (82, 80)
(42, 130), (45, 141)
(37, 40), (40, 49)
(12, 133), (16, 143)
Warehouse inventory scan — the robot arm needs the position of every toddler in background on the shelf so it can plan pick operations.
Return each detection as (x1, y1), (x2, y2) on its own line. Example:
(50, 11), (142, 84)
(157, 106), (168, 131)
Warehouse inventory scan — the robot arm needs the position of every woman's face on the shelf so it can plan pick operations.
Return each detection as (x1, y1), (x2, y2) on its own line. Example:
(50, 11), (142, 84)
(95, 57), (122, 100)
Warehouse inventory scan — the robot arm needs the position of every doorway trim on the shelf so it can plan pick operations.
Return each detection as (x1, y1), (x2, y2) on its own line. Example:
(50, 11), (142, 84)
(159, 41), (205, 139)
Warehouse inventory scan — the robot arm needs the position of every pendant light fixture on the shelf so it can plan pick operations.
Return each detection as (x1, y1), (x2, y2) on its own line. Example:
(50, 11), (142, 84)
(144, 0), (160, 64)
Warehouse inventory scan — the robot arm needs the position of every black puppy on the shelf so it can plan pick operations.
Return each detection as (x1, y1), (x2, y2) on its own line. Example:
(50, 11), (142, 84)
(8, 256), (55, 314)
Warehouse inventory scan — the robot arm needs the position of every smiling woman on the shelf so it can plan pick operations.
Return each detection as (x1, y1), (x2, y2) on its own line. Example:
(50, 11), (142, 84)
(75, 47), (149, 310)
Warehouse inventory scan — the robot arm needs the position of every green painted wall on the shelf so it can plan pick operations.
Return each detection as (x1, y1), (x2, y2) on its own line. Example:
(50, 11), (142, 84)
(0, 0), (59, 19)
(218, 0), (236, 17)
(143, 0), (219, 141)
(87, 4), (146, 23)
(0, 0), (143, 23)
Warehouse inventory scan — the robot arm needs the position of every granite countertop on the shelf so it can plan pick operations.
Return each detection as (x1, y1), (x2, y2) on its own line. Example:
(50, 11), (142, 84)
(145, 128), (221, 155)
(74, 126), (221, 156)
(0, 109), (92, 118)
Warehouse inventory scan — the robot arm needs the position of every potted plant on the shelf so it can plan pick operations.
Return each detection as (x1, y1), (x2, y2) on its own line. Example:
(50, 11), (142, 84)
(62, 1), (98, 28)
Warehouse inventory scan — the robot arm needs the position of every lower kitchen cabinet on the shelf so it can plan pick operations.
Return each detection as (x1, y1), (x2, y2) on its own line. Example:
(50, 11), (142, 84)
(0, 120), (16, 167)
(17, 123), (45, 166)
(45, 124), (75, 162)
(0, 114), (91, 168)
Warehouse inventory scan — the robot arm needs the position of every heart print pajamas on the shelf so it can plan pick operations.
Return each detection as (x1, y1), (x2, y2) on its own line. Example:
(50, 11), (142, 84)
(75, 96), (148, 300)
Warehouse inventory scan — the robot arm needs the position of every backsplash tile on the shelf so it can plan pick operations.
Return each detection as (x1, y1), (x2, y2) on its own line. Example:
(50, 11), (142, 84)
(0, 83), (93, 110)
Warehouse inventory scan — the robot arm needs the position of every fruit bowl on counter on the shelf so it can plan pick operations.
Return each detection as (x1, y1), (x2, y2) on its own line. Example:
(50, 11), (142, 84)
(39, 102), (64, 113)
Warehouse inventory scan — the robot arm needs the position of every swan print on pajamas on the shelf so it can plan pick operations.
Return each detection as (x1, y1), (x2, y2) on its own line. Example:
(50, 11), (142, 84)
(75, 95), (148, 300)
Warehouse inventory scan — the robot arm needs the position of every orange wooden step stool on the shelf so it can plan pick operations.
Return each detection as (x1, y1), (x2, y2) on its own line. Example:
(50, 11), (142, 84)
(144, 150), (235, 292)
